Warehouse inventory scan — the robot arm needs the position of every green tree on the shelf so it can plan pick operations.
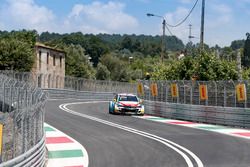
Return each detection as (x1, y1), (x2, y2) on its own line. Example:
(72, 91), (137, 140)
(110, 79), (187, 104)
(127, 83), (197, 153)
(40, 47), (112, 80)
(242, 68), (250, 79)
(0, 30), (37, 71)
(84, 36), (109, 67)
(178, 56), (196, 79)
(132, 39), (142, 52)
(151, 61), (180, 80)
(96, 63), (110, 80)
(242, 33), (250, 67)
(221, 47), (234, 61)
(121, 36), (133, 51)
(64, 44), (95, 78)
(151, 51), (238, 81)
(193, 51), (237, 80)
(99, 52), (131, 81)
(230, 39), (245, 50)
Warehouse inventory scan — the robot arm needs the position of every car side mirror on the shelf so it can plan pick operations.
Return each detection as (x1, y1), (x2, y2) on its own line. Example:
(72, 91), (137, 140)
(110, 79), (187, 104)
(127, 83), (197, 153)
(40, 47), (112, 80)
(139, 99), (143, 103)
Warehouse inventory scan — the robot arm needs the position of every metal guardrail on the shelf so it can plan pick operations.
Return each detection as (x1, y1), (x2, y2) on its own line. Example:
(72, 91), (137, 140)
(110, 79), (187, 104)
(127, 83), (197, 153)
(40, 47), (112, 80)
(44, 88), (115, 100)
(0, 135), (46, 167)
(0, 73), (47, 166)
(144, 100), (250, 128)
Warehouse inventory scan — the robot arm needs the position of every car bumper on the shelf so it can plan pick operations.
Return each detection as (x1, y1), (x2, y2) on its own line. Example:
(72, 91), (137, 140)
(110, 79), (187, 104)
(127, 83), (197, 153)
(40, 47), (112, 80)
(114, 106), (144, 115)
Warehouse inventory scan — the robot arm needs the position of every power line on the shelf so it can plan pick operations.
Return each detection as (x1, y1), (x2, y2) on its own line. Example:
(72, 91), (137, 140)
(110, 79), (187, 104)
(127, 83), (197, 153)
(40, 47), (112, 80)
(165, 24), (173, 36)
(165, 0), (199, 27)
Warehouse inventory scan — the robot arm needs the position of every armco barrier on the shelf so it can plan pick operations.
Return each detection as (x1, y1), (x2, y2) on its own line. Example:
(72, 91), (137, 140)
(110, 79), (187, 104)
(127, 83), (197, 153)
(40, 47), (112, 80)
(43, 88), (116, 100)
(0, 135), (46, 167)
(144, 100), (250, 128)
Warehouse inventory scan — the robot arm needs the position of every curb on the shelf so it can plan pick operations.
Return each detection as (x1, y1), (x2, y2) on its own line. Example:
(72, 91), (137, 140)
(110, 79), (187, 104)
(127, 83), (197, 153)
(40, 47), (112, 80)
(44, 123), (89, 167)
(133, 115), (250, 140)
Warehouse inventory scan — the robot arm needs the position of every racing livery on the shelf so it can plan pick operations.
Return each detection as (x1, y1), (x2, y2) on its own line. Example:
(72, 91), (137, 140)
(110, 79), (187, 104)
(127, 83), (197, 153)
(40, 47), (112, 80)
(109, 93), (144, 115)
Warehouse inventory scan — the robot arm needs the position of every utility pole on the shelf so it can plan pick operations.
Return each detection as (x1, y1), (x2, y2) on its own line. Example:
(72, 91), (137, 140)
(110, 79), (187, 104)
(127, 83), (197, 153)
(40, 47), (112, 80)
(162, 19), (166, 62)
(200, 0), (205, 49)
(146, 13), (166, 62)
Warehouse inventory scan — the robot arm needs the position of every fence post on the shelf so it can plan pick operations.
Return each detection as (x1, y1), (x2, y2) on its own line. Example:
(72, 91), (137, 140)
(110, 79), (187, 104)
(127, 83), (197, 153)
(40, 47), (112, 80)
(183, 80), (186, 104)
(224, 82), (227, 107)
(190, 81), (193, 105)
(230, 80), (237, 107)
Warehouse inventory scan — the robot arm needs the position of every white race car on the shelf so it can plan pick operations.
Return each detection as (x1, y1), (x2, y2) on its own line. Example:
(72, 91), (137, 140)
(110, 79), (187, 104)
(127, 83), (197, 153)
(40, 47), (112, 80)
(109, 93), (144, 115)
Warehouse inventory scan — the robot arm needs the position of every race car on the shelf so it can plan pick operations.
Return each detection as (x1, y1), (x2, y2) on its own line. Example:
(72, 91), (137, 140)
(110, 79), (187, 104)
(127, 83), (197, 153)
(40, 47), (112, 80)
(109, 93), (144, 115)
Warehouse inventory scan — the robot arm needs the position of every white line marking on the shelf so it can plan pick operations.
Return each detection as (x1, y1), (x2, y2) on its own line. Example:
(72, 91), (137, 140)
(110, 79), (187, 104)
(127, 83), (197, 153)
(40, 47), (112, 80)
(59, 101), (204, 167)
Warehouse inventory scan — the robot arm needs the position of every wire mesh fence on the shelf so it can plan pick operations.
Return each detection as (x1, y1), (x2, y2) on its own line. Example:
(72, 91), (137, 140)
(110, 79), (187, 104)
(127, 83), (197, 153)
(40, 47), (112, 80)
(2, 71), (250, 108)
(138, 80), (250, 108)
(1, 71), (138, 94)
(0, 73), (47, 164)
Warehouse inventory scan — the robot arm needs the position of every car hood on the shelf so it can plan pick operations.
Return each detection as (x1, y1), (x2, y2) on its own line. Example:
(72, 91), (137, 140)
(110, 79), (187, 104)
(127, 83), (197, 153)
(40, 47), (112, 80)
(118, 101), (139, 107)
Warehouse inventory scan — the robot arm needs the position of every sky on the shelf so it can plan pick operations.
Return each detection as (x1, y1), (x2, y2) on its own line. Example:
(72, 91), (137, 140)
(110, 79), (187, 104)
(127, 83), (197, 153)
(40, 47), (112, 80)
(0, 0), (249, 47)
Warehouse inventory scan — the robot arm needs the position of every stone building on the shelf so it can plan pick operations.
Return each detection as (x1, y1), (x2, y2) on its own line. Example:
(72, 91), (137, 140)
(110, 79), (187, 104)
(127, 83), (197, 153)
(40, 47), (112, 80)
(33, 42), (65, 88)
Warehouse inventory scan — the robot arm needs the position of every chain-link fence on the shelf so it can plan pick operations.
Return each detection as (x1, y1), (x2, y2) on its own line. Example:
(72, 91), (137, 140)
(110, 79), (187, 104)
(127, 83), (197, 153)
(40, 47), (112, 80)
(1, 71), (138, 94)
(0, 73), (47, 165)
(139, 80), (250, 108)
(2, 71), (250, 108)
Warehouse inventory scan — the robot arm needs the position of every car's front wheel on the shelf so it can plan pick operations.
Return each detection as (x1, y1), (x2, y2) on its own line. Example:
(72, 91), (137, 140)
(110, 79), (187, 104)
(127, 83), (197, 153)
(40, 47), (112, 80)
(109, 102), (114, 114)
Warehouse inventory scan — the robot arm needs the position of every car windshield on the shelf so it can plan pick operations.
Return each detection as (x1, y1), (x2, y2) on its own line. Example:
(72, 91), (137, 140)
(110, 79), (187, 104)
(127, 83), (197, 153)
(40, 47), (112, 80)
(119, 95), (138, 102)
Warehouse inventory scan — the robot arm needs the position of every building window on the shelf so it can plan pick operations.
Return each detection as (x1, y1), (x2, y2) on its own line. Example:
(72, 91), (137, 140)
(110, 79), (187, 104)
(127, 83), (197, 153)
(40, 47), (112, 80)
(60, 56), (62, 68)
(39, 51), (42, 70)
(53, 55), (56, 66)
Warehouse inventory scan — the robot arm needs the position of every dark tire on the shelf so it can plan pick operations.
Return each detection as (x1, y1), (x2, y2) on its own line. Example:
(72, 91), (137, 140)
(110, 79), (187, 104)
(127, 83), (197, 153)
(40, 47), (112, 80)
(109, 106), (113, 114)
(109, 102), (114, 114)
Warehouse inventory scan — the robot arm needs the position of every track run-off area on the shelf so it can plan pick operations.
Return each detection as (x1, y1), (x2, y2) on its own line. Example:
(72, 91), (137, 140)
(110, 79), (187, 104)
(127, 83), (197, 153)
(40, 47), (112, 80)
(45, 99), (250, 167)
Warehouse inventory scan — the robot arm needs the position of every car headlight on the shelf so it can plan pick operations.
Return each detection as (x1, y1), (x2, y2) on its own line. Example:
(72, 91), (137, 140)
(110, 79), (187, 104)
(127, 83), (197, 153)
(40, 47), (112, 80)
(118, 103), (123, 107)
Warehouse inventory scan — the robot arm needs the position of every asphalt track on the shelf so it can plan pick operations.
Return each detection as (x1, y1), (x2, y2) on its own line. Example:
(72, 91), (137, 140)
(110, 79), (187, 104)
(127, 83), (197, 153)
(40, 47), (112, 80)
(45, 99), (250, 167)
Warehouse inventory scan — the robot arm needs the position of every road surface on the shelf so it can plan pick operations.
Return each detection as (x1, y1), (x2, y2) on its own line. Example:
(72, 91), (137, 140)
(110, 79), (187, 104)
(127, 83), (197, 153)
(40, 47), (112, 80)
(45, 99), (250, 167)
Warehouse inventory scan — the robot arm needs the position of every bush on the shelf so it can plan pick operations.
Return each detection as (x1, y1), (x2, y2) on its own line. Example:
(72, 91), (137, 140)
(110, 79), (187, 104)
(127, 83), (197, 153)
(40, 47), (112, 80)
(151, 51), (239, 81)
